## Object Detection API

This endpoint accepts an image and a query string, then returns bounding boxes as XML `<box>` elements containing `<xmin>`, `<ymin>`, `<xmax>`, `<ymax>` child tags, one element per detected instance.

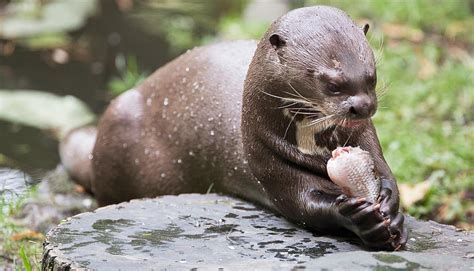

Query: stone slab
<box><xmin>42</xmin><ymin>194</ymin><xmax>474</xmax><ymax>270</ymax></box>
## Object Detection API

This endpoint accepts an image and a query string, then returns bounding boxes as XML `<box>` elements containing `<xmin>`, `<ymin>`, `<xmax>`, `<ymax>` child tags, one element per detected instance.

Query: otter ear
<box><xmin>269</xmin><ymin>33</ymin><xmax>286</xmax><ymax>49</ymax></box>
<box><xmin>362</xmin><ymin>23</ymin><xmax>370</xmax><ymax>36</ymax></box>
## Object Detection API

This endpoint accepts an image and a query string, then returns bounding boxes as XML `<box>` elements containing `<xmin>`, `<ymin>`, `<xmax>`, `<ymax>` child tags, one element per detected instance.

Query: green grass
<box><xmin>0</xmin><ymin>186</ymin><xmax>43</xmax><ymax>270</ymax></box>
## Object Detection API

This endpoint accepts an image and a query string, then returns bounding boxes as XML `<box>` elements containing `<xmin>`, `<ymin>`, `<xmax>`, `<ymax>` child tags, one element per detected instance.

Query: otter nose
<box><xmin>348</xmin><ymin>95</ymin><xmax>376</xmax><ymax>119</ymax></box>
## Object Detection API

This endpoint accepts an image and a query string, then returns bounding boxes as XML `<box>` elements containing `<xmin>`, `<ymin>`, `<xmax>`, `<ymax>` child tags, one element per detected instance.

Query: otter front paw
<box><xmin>337</xmin><ymin>195</ymin><xmax>405</xmax><ymax>250</ymax></box>
<box><xmin>378</xmin><ymin>186</ymin><xmax>408</xmax><ymax>250</ymax></box>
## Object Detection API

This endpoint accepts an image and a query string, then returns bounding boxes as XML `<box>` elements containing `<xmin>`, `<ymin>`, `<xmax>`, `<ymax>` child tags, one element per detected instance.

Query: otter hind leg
<box><xmin>59</xmin><ymin>125</ymin><xmax>97</xmax><ymax>193</ymax></box>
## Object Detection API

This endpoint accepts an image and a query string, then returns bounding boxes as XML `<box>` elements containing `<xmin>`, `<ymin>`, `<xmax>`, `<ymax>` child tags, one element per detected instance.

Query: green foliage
<box><xmin>130</xmin><ymin>0</ymin><xmax>249</xmax><ymax>54</ymax></box>
<box><xmin>0</xmin><ymin>186</ymin><xmax>42</xmax><ymax>270</ymax></box>
<box><xmin>306</xmin><ymin>0</ymin><xmax>473</xmax><ymax>33</ymax></box>
<box><xmin>217</xmin><ymin>16</ymin><xmax>269</xmax><ymax>40</ymax></box>
<box><xmin>107</xmin><ymin>55</ymin><xmax>148</xmax><ymax>97</ymax></box>
<box><xmin>19</xmin><ymin>246</ymin><xmax>32</xmax><ymax>271</ymax></box>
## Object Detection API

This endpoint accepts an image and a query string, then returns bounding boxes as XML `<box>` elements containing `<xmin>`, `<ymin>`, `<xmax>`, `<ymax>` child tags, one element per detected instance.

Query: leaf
<box><xmin>19</xmin><ymin>246</ymin><xmax>32</xmax><ymax>271</ymax></box>
<box><xmin>0</xmin><ymin>90</ymin><xmax>96</xmax><ymax>139</ymax></box>
<box><xmin>382</xmin><ymin>23</ymin><xmax>424</xmax><ymax>42</ymax></box>
<box><xmin>11</xmin><ymin>230</ymin><xmax>44</xmax><ymax>241</ymax></box>
<box><xmin>417</xmin><ymin>56</ymin><xmax>437</xmax><ymax>80</ymax></box>
<box><xmin>0</xmin><ymin>0</ymin><xmax>98</xmax><ymax>40</ymax></box>
<box><xmin>399</xmin><ymin>180</ymin><xmax>432</xmax><ymax>209</ymax></box>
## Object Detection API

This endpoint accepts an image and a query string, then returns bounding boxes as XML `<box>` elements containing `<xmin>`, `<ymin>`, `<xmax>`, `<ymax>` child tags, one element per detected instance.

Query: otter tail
<box><xmin>59</xmin><ymin>125</ymin><xmax>97</xmax><ymax>193</ymax></box>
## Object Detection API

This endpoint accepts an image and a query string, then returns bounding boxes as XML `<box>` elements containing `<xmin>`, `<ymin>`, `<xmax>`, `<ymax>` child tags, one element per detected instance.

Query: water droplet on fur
<box><xmin>210</xmin><ymin>130</ymin><xmax>215</xmax><ymax>136</ymax></box>
<box><xmin>163</xmin><ymin>98</ymin><xmax>169</xmax><ymax>106</ymax></box>
<box><xmin>161</xmin><ymin>173</ymin><xmax>166</xmax><ymax>178</ymax></box>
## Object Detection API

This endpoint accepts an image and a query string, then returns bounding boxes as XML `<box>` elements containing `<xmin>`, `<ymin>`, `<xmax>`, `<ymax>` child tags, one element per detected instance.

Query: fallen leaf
<box><xmin>417</xmin><ymin>56</ymin><xmax>437</xmax><ymax>80</ymax></box>
<box><xmin>10</xmin><ymin>230</ymin><xmax>44</xmax><ymax>241</ymax></box>
<box><xmin>445</xmin><ymin>21</ymin><xmax>470</xmax><ymax>39</ymax></box>
<box><xmin>74</xmin><ymin>184</ymin><xmax>86</xmax><ymax>194</ymax></box>
<box><xmin>399</xmin><ymin>180</ymin><xmax>431</xmax><ymax>209</ymax></box>
<box><xmin>382</xmin><ymin>23</ymin><xmax>424</xmax><ymax>43</ymax></box>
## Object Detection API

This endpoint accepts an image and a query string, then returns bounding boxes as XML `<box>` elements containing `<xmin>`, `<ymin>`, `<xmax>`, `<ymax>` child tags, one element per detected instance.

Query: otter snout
<box><xmin>348</xmin><ymin>95</ymin><xmax>376</xmax><ymax>119</ymax></box>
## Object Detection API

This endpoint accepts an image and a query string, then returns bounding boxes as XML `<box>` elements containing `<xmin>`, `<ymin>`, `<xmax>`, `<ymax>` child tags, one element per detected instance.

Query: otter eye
<box><xmin>327</xmin><ymin>83</ymin><xmax>341</xmax><ymax>95</ymax></box>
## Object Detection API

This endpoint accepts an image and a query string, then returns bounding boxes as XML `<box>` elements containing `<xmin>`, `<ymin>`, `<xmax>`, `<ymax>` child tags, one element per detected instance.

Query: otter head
<box><xmin>263</xmin><ymin>6</ymin><xmax>377</xmax><ymax>127</ymax></box>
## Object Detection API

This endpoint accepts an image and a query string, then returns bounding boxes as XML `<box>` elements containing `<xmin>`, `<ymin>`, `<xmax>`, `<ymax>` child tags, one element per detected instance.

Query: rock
<box><xmin>16</xmin><ymin>166</ymin><xmax>97</xmax><ymax>233</ymax></box>
<box><xmin>0</xmin><ymin>167</ymin><xmax>96</xmax><ymax>233</ymax></box>
<box><xmin>0</xmin><ymin>167</ymin><xmax>33</xmax><ymax>202</ymax></box>
<box><xmin>42</xmin><ymin>194</ymin><xmax>474</xmax><ymax>270</ymax></box>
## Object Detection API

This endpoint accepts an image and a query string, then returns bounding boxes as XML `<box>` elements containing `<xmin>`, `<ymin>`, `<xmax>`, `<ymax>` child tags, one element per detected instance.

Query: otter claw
<box><xmin>393</xmin><ymin>243</ymin><xmax>402</xmax><ymax>251</ymax></box>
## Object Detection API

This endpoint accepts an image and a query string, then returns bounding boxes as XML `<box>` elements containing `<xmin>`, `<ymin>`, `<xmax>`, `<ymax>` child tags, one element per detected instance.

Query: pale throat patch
<box><xmin>295</xmin><ymin>117</ymin><xmax>331</xmax><ymax>156</ymax></box>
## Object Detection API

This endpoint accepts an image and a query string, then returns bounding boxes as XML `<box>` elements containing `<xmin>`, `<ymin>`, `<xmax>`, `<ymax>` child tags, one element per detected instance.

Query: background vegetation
<box><xmin>0</xmin><ymin>0</ymin><xmax>472</xmax><ymax>269</ymax></box>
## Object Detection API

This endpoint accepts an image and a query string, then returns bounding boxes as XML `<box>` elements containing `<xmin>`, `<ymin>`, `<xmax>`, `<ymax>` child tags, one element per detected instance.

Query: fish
<box><xmin>327</xmin><ymin>146</ymin><xmax>381</xmax><ymax>203</ymax></box>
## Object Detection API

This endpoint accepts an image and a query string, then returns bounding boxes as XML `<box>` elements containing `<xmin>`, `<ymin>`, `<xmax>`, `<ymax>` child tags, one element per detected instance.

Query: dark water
<box><xmin>0</xmin><ymin>0</ymin><xmax>236</xmax><ymax>172</ymax></box>
<box><xmin>0</xmin><ymin>120</ymin><xmax>59</xmax><ymax>171</ymax></box>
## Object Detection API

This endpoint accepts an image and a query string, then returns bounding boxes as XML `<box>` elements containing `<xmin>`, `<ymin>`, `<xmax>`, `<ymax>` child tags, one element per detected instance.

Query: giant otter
<box><xmin>60</xmin><ymin>6</ymin><xmax>407</xmax><ymax>250</ymax></box>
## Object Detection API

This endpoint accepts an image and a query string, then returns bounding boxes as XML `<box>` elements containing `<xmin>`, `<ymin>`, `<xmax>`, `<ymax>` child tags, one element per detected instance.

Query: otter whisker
<box><xmin>305</xmin><ymin>114</ymin><xmax>337</xmax><ymax>127</ymax></box>
<box><xmin>283</xmin><ymin>108</ymin><xmax>301</xmax><ymax>140</ymax></box>
<box><xmin>343</xmin><ymin>121</ymin><xmax>355</xmax><ymax>147</ymax></box>
<box><xmin>284</xmin><ymin>105</ymin><xmax>321</xmax><ymax>111</ymax></box>
<box><xmin>277</xmin><ymin>102</ymin><xmax>300</xmax><ymax>109</ymax></box>
<box><xmin>287</xmin><ymin>109</ymin><xmax>319</xmax><ymax>114</ymax></box>
<box><xmin>289</xmin><ymin>111</ymin><xmax>321</xmax><ymax>116</ymax></box>
<box><xmin>283</xmin><ymin>91</ymin><xmax>323</xmax><ymax>107</ymax></box>
<box><xmin>260</xmin><ymin>90</ymin><xmax>290</xmax><ymax>100</ymax></box>
<box><xmin>375</xmin><ymin>79</ymin><xmax>389</xmax><ymax>101</ymax></box>
<box><xmin>287</xmin><ymin>82</ymin><xmax>316</xmax><ymax>105</ymax></box>
<box><xmin>261</xmin><ymin>91</ymin><xmax>313</xmax><ymax>107</ymax></box>
<box><xmin>375</xmin><ymin>36</ymin><xmax>384</xmax><ymax>66</ymax></box>
<box><xmin>286</xmin><ymin>83</ymin><xmax>323</xmax><ymax>106</ymax></box>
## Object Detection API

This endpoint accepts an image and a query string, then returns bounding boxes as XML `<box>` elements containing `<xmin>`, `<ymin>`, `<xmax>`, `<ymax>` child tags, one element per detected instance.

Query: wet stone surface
<box><xmin>43</xmin><ymin>194</ymin><xmax>474</xmax><ymax>270</ymax></box>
